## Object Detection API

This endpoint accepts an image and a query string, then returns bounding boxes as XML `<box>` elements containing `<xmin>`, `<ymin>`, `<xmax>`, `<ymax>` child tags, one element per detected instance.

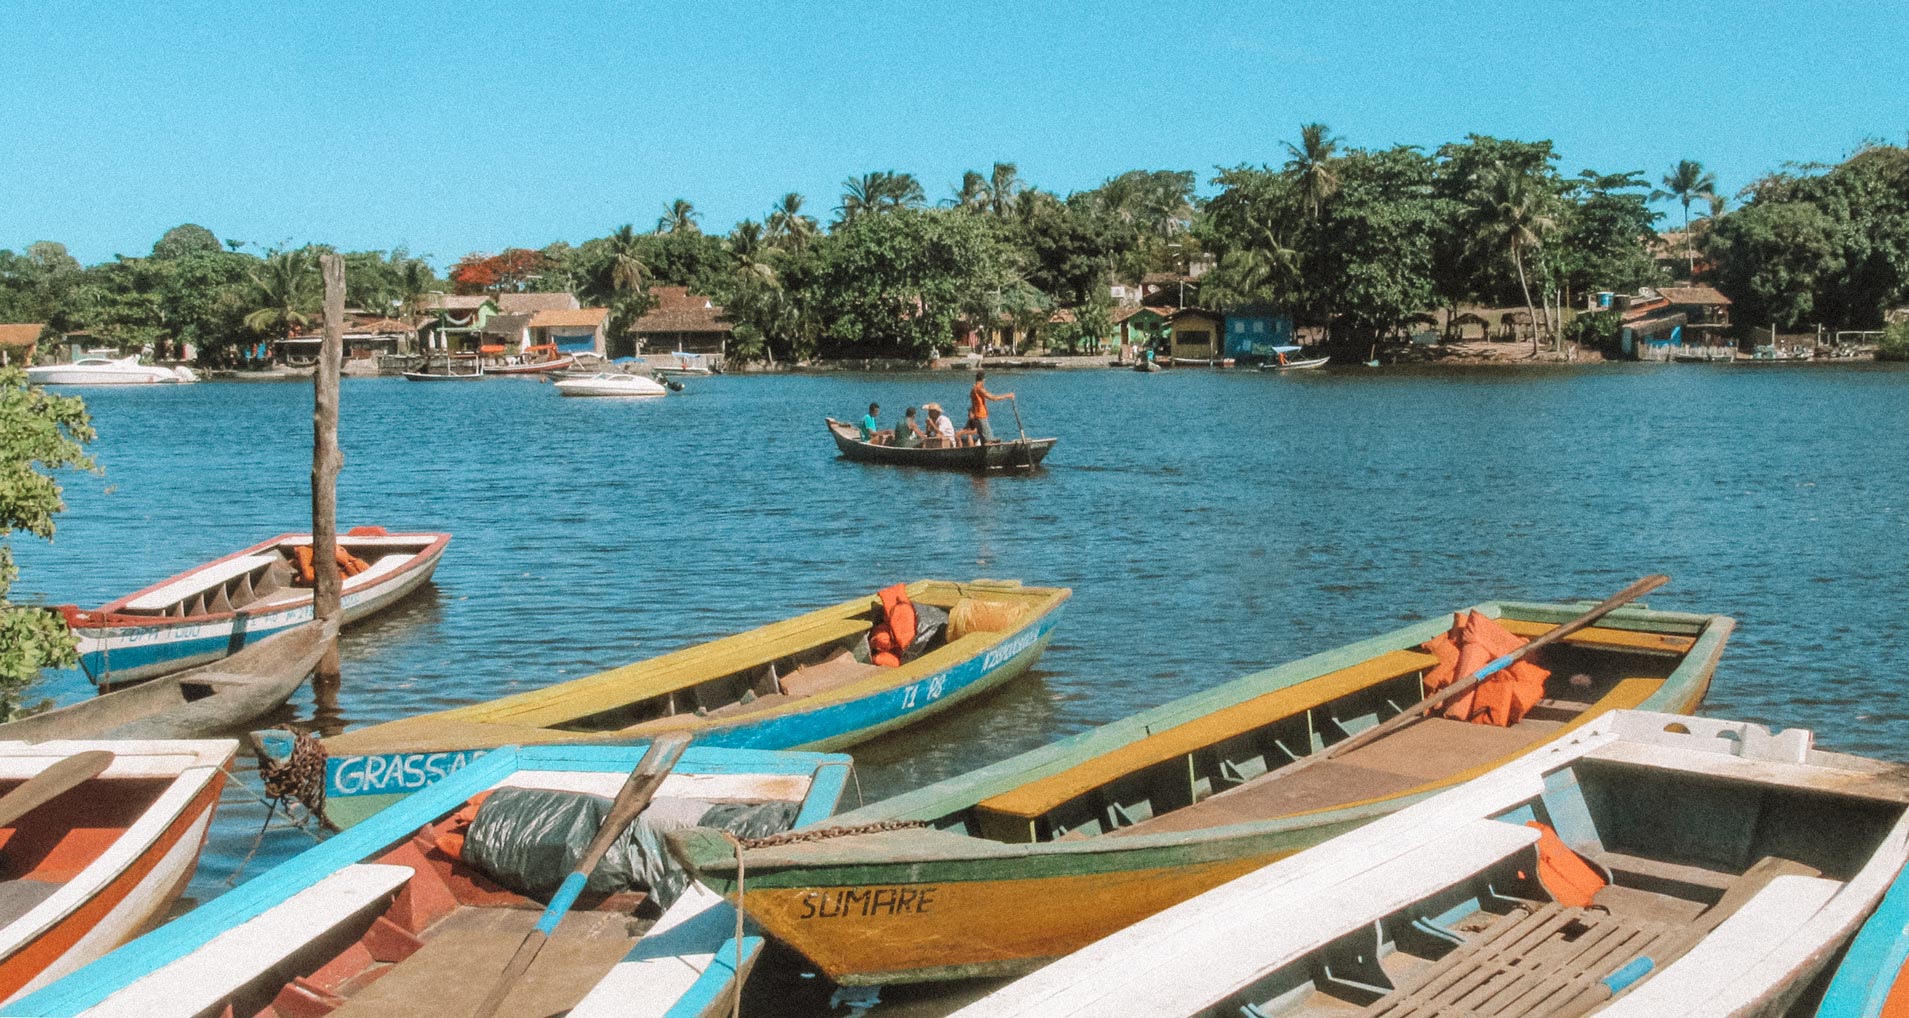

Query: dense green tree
<box><xmin>1558</xmin><ymin>171</ymin><xmax>1662</xmax><ymax>298</ymax></box>
<box><xmin>0</xmin><ymin>368</ymin><xmax>94</xmax><ymax>719</ymax></box>
<box><xmin>1309</xmin><ymin>147</ymin><xmax>1442</xmax><ymax>343</ymax></box>
<box><xmin>816</xmin><ymin>207</ymin><xmax>1007</xmax><ymax>355</ymax></box>
<box><xmin>242</xmin><ymin>248</ymin><xmax>320</xmax><ymax>343</ymax></box>
<box><xmin>150</xmin><ymin>224</ymin><xmax>222</xmax><ymax>261</ymax></box>
<box><xmin>1473</xmin><ymin>163</ymin><xmax>1562</xmax><ymax>353</ymax></box>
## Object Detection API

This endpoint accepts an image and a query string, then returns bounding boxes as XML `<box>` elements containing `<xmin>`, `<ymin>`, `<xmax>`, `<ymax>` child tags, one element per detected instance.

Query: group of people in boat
<box><xmin>857</xmin><ymin>371</ymin><xmax>1017</xmax><ymax>448</ymax></box>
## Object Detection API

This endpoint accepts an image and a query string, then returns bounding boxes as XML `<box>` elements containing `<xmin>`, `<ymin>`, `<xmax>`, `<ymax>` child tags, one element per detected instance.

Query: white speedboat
<box><xmin>24</xmin><ymin>357</ymin><xmax>196</xmax><ymax>386</ymax></box>
<box><xmin>553</xmin><ymin>372</ymin><xmax>670</xmax><ymax>397</ymax></box>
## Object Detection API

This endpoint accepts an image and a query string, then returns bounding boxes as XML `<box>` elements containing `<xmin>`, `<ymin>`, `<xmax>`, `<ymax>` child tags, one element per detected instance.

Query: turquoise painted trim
<box><xmin>663</xmin><ymin>936</ymin><xmax>763</xmax><ymax>1018</ymax></box>
<box><xmin>1818</xmin><ymin>864</ymin><xmax>1909</xmax><ymax>1016</ymax></box>
<box><xmin>796</xmin><ymin>761</ymin><xmax>853</xmax><ymax>828</ymax></box>
<box><xmin>11</xmin><ymin>743</ymin><xmax>851</xmax><ymax>1017</ymax></box>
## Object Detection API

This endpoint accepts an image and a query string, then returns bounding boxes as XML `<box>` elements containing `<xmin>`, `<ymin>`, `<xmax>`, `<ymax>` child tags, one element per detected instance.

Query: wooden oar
<box><xmin>1007</xmin><ymin>395</ymin><xmax>1034</xmax><ymax>468</ymax></box>
<box><xmin>1267</xmin><ymin>575</ymin><xmax>1669</xmax><ymax>781</ymax></box>
<box><xmin>469</xmin><ymin>732</ymin><xmax>693</xmax><ymax>1018</ymax></box>
<box><xmin>0</xmin><ymin>750</ymin><xmax>114</xmax><ymax>829</ymax></box>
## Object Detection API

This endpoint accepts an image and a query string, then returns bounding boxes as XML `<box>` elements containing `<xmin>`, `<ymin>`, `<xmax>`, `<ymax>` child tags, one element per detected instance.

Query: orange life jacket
<box><xmin>1524</xmin><ymin>821</ymin><xmax>1606</xmax><ymax>908</ymax></box>
<box><xmin>876</xmin><ymin>584</ymin><xmax>917</xmax><ymax>667</ymax></box>
<box><xmin>1419</xmin><ymin>611</ymin><xmax>1550</xmax><ymax>727</ymax></box>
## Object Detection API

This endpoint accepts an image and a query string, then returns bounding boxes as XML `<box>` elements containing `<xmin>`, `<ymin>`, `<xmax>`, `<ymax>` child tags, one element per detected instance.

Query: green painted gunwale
<box><xmin>673</xmin><ymin>600</ymin><xmax>1734</xmax><ymax>894</ymax></box>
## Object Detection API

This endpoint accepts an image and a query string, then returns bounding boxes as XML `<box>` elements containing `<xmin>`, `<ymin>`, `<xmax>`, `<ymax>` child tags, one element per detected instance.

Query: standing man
<box><xmin>966</xmin><ymin>371</ymin><xmax>1013</xmax><ymax>445</ymax></box>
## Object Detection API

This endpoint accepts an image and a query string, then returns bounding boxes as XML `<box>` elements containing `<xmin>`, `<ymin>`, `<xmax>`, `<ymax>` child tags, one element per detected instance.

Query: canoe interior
<box><xmin>0</xmin><ymin>778</ymin><xmax>171</xmax><ymax>928</ymax></box>
<box><xmin>101</xmin><ymin>534</ymin><xmax>441</xmax><ymax>622</ymax></box>
<box><xmin>328</xmin><ymin>580</ymin><xmax>1067</xmax><ymax>754</ymax></box>
<box><xmin>1227</xmin><ymin>756</ymin><xmax>1907</xmax><ymax>1018</ymax></box>
<box><xmin>124</xmin><ymin>767</ymin><xmax>818</xmax><ymax>1018</ymax></box>
<box><xmin>923</xmin><ymin>608</ymin><xmax>1721</xmax><ymax>846</ymax></box>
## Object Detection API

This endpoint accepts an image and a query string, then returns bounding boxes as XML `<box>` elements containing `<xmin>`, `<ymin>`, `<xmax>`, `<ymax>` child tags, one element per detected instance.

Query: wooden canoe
<box><xmin>826</xmin><ymin>418</ymin><xmax>1056</xmax><ymax>472</ymax></box>
<box><xmin>952</xmin><ymin>710</ymin><xmax>1909</xmax><ymax>1018</ymax></box>
<box><xmin>0</xmin><ymin>739</ymin><xmax>234</xmax><ymax>1004</ymax></box>
<box><xmin>0</xmin><ymin>621</ymin><xmax>336</xmax><ymax>743</ymax></box>
<box><xmin>7</xmin><ymin>744</ymin><xmax>851</xmax><ymax>1018</ymax></box>
<box><xmin>483</xmin><ymin>355</ymin><xmax>576</xmax><ymax>375</ymax></box>
<box><xmin>59</xmin><ymin>529</ymin><xmax>449</xmax><ymax>688</ymax></box>
<box><xmin>1814</xmin><ymin>856</ymin><xmax>1909</xmax><ymax>1017</ymax></box>
<box><xmin>307</xmin><ymin>579</ymin><xmax>1069</xmax><ymax>829</ymax></box>
<box><xmin>666</xmin><ymin>600</ymin><xmax>1735</xmax><ymax>986</ymax></box>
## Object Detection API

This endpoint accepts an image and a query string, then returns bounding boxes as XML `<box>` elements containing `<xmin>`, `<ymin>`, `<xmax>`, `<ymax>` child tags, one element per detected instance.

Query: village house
<box><xmin>1164</xmin><ymin>307</ymin><xmax>1227</xmax><ymax>364</ymax></box>
<box><xmin>0</xmin><ymin>324</ymin><xmax>44</xmax><ymax>366</ymax></box>
<box><xmin>627</xmin><ymin>286</ymin><xmax>732</xmax><ymax>359</ymax></box>
<box><xmin>529</xmin><ymin>307</ymin><xmax>610</xmax><ymax>355</ymax></box>
<box><xmin>1612</xmin><ymin>286</ymin><xmax>1735</xmax><ymax>360</ymax></box>
<box><xmin>415</xmin><ymin>294</ymin><xmax>499</xmax><ymax>352</ymax></box>
<box><xmin>1223</xmin><ymin>305</ymin><xmax>1296</xmax><ymax>359</ymax></box>
<box><xmin>497</xmin><ymin>292</ymin><xmax>579</xmax><ymax>315</ymax></box>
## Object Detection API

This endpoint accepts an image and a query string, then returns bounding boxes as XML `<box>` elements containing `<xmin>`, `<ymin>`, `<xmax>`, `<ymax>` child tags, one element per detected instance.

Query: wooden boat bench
<box><xmin>970</xmin><ymin>649</ymin><xmax>1437</xmax><ymax>840</ymax></box>
<box><xmin>1494</xmin><ymin>618</ymin><xmax>1696</xmax><ymax>656</ymax></box>
<box><xmin>1364</xmin><ymin>857</ymin><xmax>1835</xmax><ymax>1018</ymax></box>
<box><xmin>81</xmin><ymin>863</ymin><xmax>414</xmax><ymax>1016</ymax></box>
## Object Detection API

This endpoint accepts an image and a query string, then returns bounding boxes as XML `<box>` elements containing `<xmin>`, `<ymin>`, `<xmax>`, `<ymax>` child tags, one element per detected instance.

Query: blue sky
<box><xmin>5</xmin><ymin>0</ymin><xmax>1905</xmax><ymax>268</ymax></box>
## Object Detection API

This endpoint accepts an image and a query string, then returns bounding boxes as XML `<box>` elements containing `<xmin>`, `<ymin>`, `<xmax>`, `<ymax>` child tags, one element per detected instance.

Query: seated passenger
<box><xmin>923</xmin><ymin>404</ymin><xmax>957</xmax><ymax>447</ymax></box>
<box><xmin>859</xmin><ymin>402</ymin><xmax>893</xmax><ymax>444</ymax></box>
<box><xmin>893</xmin><ymin>406</ymin><xmax>925</xmax><ymax>448</ymax></box>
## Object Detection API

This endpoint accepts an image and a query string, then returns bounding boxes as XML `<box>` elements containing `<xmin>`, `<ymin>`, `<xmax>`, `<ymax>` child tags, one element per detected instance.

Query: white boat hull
<box><xmin>554</xmin><ymin>374</ymin><xmax>668</xmax><ymax>397</ymax></box>
<box><xmin>24</xmin><ymin>358</ymin><xmax>192</xmax><ymax>386</ymax></box>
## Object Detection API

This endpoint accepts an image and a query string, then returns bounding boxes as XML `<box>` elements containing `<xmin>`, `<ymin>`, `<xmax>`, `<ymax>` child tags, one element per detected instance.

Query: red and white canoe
<box><xmin>60</xmin><ymin>528</ymin><xmax>450</xmax><ymax>688</ymax></box>
<box><xmin>0</xmin><ymin>740</ymin><xmax>234</xmax><ymax>1004</ymax></box>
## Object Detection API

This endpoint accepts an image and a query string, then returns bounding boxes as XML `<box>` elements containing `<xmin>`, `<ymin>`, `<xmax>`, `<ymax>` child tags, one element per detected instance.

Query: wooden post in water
<box><xmin>313</xmin><ymin>254</ymin><xmax>347</xmax><ymax>684</ymax></box>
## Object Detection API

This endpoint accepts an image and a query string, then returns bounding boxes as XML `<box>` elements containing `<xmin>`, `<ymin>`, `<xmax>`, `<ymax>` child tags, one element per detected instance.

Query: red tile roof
<box><xmin>631</xmin><ymin>287</ymin><xmax>731</xmax><ymax>334</ymax></box>
<box><xmin>1658</xmin><ymin>286</ymin><xmax>1732</xmax><ymax>306</ymax></box>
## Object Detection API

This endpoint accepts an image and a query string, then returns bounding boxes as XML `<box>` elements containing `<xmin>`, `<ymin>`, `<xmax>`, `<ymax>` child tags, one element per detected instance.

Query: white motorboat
<box><xmin>553</xmin><ymin>372</ymin><xmax>670</xmax><ymax>397</ymax></box>
<box><xmin>24</xmin><ymin>357</ymin><xmax>196</xmax><ymax>386</ymax></box>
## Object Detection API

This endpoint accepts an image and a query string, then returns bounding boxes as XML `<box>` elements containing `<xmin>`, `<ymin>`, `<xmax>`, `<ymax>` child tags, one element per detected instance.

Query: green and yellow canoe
<box><xmin>303</xmin><ymin>579</ymin><xmax>1070</xmax><ymax>828</ymax></box>
<box><xmin>668</xmin><ymin>599</ymin><xmax>1734</xmax><ymax>986</ymax></box>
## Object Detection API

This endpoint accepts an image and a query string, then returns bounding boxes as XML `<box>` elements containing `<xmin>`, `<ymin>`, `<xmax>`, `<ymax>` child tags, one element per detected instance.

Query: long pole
<box><xmin>313</xmin><ymin>254</ymin><xmax>346</xmax><ymax>684</ymax></box>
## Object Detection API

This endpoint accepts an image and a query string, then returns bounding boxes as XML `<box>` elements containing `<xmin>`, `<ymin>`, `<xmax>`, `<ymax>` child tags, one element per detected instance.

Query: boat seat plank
<box><xmin>976</xmin><ymin>649</ymin><xmax>1438</xmax><ymax>820</ymax></box>
<box><xmin>476</xmin><ymin>617</ymin><xmax>875</xmax><ymax>727</ymax></box>
<box><xmin>1495</xmin><ymin>618</ymin><xmax>1696</xmax><ymax>654</ymax></box>
<box><xmin>1110</xmin><ymin>761</ymin><xmax>1431</xmax><ymax>835</ymax></box>
<box><xmin>344</xmin><ymin>553</ymin><xmax>414</xmax><ymax>587</ymax></box>
<box><xmin>83</xmin><ymin>864</ymin><xmax>414</xmax><ymax>1018</ymax></box>
<box><xmin>1330</xmin><ymin>717</ymin><xmax>1558</xmax><ymax>784</ymax></box>
<box><xmin>123</xmin><ymin>555</ymin><xmax>281</xmax><ymax>611</ymax></box>
<box><xmin>329</xmin><ymin>905</ymin><xmax>641</xmax><ymax>1018</ymax></box>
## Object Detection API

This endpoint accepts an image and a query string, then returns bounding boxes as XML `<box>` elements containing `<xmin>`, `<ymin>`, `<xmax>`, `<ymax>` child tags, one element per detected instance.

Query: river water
<box><xmin>12</xmin><ymin>363</ymin><xmax>1909</xmax><ymax>1008</ymax></box>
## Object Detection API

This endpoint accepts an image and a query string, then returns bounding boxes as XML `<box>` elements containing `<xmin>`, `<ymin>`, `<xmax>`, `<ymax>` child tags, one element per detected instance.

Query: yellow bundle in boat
<box><xmin>949</xmin><ymin>598</ymin><xmax>1027</xmax><ymax>641</ymax></box>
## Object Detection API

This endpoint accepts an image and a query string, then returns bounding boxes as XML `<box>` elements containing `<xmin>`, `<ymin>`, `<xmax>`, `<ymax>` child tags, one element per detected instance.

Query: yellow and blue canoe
<box><xmin>297</xmin><ymin>579</ymin><xmax>1069</xmax><ymax>828</ymax></box>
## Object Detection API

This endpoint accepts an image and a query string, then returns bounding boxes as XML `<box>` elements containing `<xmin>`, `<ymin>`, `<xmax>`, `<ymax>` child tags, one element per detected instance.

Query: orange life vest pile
<box><xmin>1419</xmin><ymin>610</ymin><xmax>1550</xmax><ymax>727</ymax></box>
<box><xmin>869</xmin><ymin>584</ymin><xmax>918</xmax><ymax>668</ymax></box>
<box><xmin>292</xmin><ymin>545</ymin><xmax>373</xmax><ymax>586</ymax></box>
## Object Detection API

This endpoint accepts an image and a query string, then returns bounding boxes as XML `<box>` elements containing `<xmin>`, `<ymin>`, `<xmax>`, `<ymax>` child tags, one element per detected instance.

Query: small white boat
<box><xmin>954</xmin><ymin>710</ymin><xmax>1909</xmax><ymax>1018</ymax></box>
<box><xmin>24</xmin><ymin>358</ymin><xmax>195</xmax><ymax>386</ymax></box>
<box><xmin>0</xmin><ymin>739</ymin><xmax>235</xmax><ymax>1005</ymax></box>
<box><xmin>1257</xmin><ymin>345</ymin><xmax>1330</xmax><ymax>371</ymax></box>
<box><xmin>554</xmin><ymin>372</ymin><xmax>670</xmax><ymax>397</ymax></box>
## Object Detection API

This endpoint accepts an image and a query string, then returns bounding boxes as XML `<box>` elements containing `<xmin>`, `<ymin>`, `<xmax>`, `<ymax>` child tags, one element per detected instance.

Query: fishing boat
<box><xmin>554</xmin><ymin>372</ymin><xmax>670</xmax><ymax>397</ymax></box>
<box><xmin>24</xmin><ymin>358</ymin><xmax>196</xmax><ymax>386</ymax></box>
<box><xmin>399</xmin><ymin>368</ymin><xmax>484</xmax><ymax>381</ymax></box>
<box><xmin>300</xmin><ymin>579</ymin><xmax>1069</xmax><ymax>829</ymax></box>
<box><xmin>666</xmin><ymin>598</ymin><xmax>1734</xmax><ymax>986</ymax></box>
<box><xmin>1813</xmin><ymin>855</ymin><xmax>1909</xmax><ymax>1016</ymax></box>
<box><xmin>950</xmin><ymin>710</ymin><xmax>1909</xmax><ymax>1018</ymax></box>
<box><xmin>7</xmin><ymin>743</ymin><xmax>851</xmax><ymax>1018</ymax></box>
<box><xmin>1258</xmin><ymin>346</ymin><xmax>1330</xmax><ymax>371</ymax></box>
<box><xmin>484</xmin><ymin>343</ymin><xmax>572</xmax><ymax>374</ymax></box>
<box><xmin>826</xmin><ymin>418</ymin><xmax>1056</xmax><ymax>472</ymax></box>
<box><xmin>0</xmin><ymin>621</ymin><xmax>336</xmax><ymax>742</ymax></box>
<box><xmin>59</xmin><ymin>528</ymin><xmax>450</xmax><ymax>688</ymax></box>
<box><xmin>0</xmin><ymin>739</ymin><xmax>234</xmax><ymax>1004</ymax></box>
<box><xmin>1171</xmin><ymin>356</ymin><xmax>1236</xmax><ymax>367</ymax></box>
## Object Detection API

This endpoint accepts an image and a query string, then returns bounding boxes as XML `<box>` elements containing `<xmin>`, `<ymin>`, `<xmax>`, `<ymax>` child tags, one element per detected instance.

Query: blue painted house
<box><xmin>1223</xmin><ymin>305</ymin><xmax>1296</xmax><ymax>359</ymax></box>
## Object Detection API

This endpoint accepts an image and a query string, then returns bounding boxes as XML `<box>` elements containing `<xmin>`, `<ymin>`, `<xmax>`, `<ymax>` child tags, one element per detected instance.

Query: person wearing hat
<box><xmin>922</xmin><ymin>403</ymin><xmax>956</xmax><ymax>446</ymax></box>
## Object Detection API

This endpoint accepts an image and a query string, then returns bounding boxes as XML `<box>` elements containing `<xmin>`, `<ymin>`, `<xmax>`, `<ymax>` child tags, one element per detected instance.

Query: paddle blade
<box><xmin>0</xmin><ymin>750</ymin><xmax>114</xmax><ymax>829</ymax></box>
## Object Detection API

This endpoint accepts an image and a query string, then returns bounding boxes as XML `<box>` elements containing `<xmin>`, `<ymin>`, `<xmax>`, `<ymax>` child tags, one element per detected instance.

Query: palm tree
<box><xmin>242</xmin><ymin>248</ymin><xmax>319</xmax><ymax>344</ymax></box>
<box><xmin>835</xmin><ymin>171</ymin><xmax>925</xmax><ymax>226</ymax></box>
<box><xmin>1474</xmin><ymin>165</ymin><xmax>1559</xmax><ymax>356</ymax></box>
<box><xmin>605</xmin><ymin>224</ymin><xmax>646</xmax><ymax>293</ymax></box>
<box><xmin>657</xmin><ymin>199</ymin><xmax>701</xmax><ymax>236</ymax></box>
<box><xmin>1283</xmin><ymin>123</ymin><xmax>1342</xmax><ymax>220</ymax></box>
<box><xmin>951</xmin><ymin>171</ymin><xmax>988</xmax><ymax>211</ymax></box>
<box><xmin>1652</xmin><ymin>160</ymin><xmax>1718</xmax><ymax>278</ymax></box>
<box><xmin>985</xmin><ymin>162</ymin><xmax>1022</xmax><ymax>217</ymax></box>
<box><xmin>728</xmin><ymin>220</ymin><xmax>776</xmax><ymax>284</ymax></box>
<box><xmin>766</xmin><ymin>193</ymin><xmax>818</xmax><ymax>251</ymax></box>
<box><xmin>393</xmin><ymin>256</ymin><xmax>435</xmax><ymax>351</ymax></box>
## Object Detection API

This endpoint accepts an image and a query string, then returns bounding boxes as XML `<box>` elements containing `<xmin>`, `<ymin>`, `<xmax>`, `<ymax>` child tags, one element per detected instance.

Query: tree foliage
<box><xmin>0</xmin><ymin>369</ymin><xmax>95</xmax><ymax>719</ymax></box>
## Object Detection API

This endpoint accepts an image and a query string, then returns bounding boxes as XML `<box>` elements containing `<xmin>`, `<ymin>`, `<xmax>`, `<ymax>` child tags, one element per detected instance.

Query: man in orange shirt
<box><xmin>966</xmin><ymin>370</ymin><xmax>1014</xmax><ymax>445</ymax></box>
